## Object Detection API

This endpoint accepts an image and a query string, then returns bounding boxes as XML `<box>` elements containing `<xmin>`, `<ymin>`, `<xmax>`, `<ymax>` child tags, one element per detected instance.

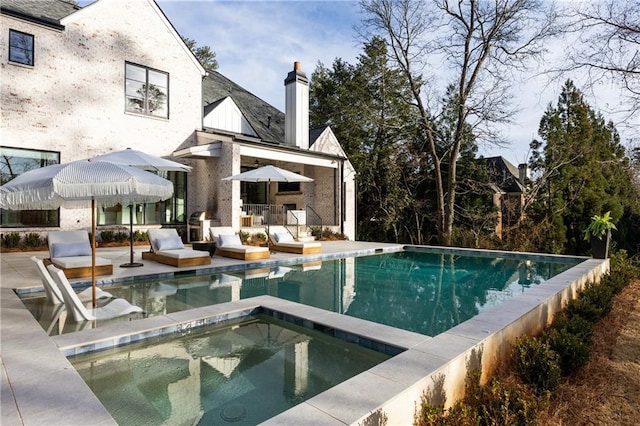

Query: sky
<box><xmin>83</xmin><ymin>0</ymin><xmax>638</xmax><ymax>166</ymax></box>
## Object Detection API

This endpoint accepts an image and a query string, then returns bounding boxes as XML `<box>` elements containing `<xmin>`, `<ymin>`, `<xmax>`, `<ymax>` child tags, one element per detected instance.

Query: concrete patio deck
<box><xmin>1</xmin><ymin>241</ymin><xmax>608</xmax><ymax>425</ymax></box>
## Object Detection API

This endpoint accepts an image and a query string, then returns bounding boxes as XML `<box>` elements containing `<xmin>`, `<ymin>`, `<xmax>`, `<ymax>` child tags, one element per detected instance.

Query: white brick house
<box><xmin>0</xmin><ymin>0</ymin><xmax>356</xmax><ymax>242</ymax></box>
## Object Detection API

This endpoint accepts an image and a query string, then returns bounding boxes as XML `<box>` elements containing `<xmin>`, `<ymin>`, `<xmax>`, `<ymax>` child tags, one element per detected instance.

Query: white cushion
<box><xmin>52</xmin><ymin>256</ymin><xmax>112</xmax><ymax>268</ymax></box>
<box><xmin>148</xmin><ymin>229</ymin><xmax>181</xmax><ymax>252</ymax></box>
<box><xmin>219</xmin><ymin>245</ymin><xmax>268</xmax><ymax>254</ymax></box>
<box><xmin>153</xmin><ymin>249</ymin><xmax>208</xmax><ymax>259</ymax></box>
<box><xmin>218</xmin><ymin>234</ymin><xmax>242</xmax><ymax>247</ymax></box>
<box><xmin>210</xmin><ymin>227</ymin><xmax>235</xmax><ymax>242</ymax></box>
<box><xmin>155</xmin><ymin>236</ymin><xmax>184</xmax><ymax>251</ymax></box>
<box><xmin>275</xmin><ymin>241</ymin><xmax>321</xmax><ymax>249</ymax></box>
<box><xmin>50</xmin><ymin>241</ymin><xmax>92</xmax><ymax>258</ymax></box>
<box><xmin>273</xmin><ymin>232</ymin><xmax>293</xmax><ymax>243</ymax></box>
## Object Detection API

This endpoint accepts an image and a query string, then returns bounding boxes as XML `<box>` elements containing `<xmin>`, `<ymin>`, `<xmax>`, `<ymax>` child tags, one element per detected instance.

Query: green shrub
<box><xmin>544</xmin><ymin>328</ymin><xmax>590</xmax><ymax>375</ymax></box>
<box><xmin>24</xmin><ymin>232</ymin><xmax>42</xmax><ymax>247</ymax></box>
<box><xmin>464</xmin><ymin>372</ymin><xmax>543</xmax><ymax>425</ymax></box>
<box><xmin>580</xmin><ymin>282</ymin><xmax>614</xmax><ymax>316</ymax></box>
<box><xmin>551</xmin><ymin>312</ymin><xmax>593</xmax><ymax>341</ymax></box>
<box><xmin>609</xmin><ymin>249</ymin><xmax>637</xmax><ymax>274</ymax></box>
<box><xmin>415</xmin><ymin>402</ymin><xmax>475</xmax><ymax>426</ymax></box>
<box><xmin>133</xmin><ymin>230</ymin><xmax>148</xmax><ymax>242</ymax></box>
<box><xmin>416</xmin><ymin>372</ymin><xmax>543</xmax><ymax>426</ymax></box>
<box><xmin>602</xmin><ymin>271</ymin><xmax>629</xmax><ymax>295</ymax></box>
<box><xmin>311</xmin><ymin>227</ymin><xmax>347</xmax><ymax>240</ymax></box>
<box><xmin>252</xmin><ymin>232</ymin><xmax>266</xmax><ymax>241</ymax></box>
<box><xmin>566</xmin><ymin>298</ymin><xmax>601</xmax><ymax>324</ymax></box>
<box><xmin>238</xmin><ymin>230</ymin><xmax>249</xmax><ymax>243</ymax></box>
<box><xmin>114</xmin><ymin>231</ymin><xmax>128</xmax><ymax>243</ymax></box>
<box><xmin>510</xmin><ymin>335</ymin><xmax>561</xmax><ymax>395</ymax></box>
<box><xmin>1</xmin><ymin>232</ymin><xmax>21</xmax><ymax>248</ymax></box>
<box><xmin>100</xmin><ymin>230</ymin><xmax>115</xmax><ymax>243</ymax></box>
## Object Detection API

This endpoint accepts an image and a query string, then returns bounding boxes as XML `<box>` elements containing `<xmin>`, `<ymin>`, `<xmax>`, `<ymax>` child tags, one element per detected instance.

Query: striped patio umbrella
<box><xmin>92</xmin><ymin>148</ymin><xmax>191</xmax><ymax>267</ymax></box>
<box><xmin>0</xmin><ymin>159</ymin><xmax>174</xmax><ymax>306</ymax></box>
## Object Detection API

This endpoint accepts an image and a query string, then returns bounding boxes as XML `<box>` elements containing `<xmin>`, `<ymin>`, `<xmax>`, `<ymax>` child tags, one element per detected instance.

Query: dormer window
<box><xmin>125</xmin><ymin>62</ymin><xmax>169</xmax><ymax>118</ymax></box>
<box><xmin>9</xmin><ymin>29</ymin><xmax>34</xmax><ymax>66</ymax></box>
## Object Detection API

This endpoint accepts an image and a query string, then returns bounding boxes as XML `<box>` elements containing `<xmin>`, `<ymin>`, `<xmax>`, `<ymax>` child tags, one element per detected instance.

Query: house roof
<box><xmin>309</xmin><ymin>126</ymin><xmax>328</xmax><ymax>143</ymax></box>
<box><xmin>1</xmin><ymin>0</ymin><xmax>79</xmax><ymax>27</ymax></box>
<box><xmin>202</xmin><ymin>71</ymin><xmax>285</xmax><ymax>145</ymax></box>
<box><xmin>484</xmin><ymin>156</ymin><xmax>525</xmax><ymax>193</ymax></box>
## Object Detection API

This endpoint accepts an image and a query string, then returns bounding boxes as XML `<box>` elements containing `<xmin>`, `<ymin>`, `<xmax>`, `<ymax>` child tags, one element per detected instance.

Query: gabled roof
<box><xmin>309</xmin><ymin>126</ymin><xmax>328</xmax><ymax>144</ymax></box>
<box><xmin>484</xmin><ymin>156</ymin><xmax>524</xmax><ymax>193</ymax></box>
<box><xmin>202</xmin><ymin>71</ymin><xmax>285</xmax><ymax>145</ymax></box>
<box><xmin>1</xmin><ymin>0</ymin><xmax>79</xmax><ymax>27</ymax></box>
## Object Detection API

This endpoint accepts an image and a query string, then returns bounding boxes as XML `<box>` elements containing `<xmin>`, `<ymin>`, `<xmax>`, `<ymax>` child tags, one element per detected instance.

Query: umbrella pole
<box><xmin>267</xmin><ymin>179</ymin><xmax>270</xmax><ymax>251</ymax></box>
<box><xmin>91</xmin><ymin>198</ymin><xmax>97</xmax><ymax>308</ymax></box>
<box><xmin>120</xmin><ymin>204</ymin><xmax>143</xmax><ymax>268</ymax></box>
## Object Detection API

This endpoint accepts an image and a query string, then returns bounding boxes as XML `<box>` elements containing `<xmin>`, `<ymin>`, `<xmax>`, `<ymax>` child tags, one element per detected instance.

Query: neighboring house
<box><xmin>0</xmin><ymin>0</ymin><xmax>356</xmax><ymax>242</ymax></box>
<box><xmin>484</xmin><ymin>156</ymin><xmax>529</xmax><ymax>238</ymax></box>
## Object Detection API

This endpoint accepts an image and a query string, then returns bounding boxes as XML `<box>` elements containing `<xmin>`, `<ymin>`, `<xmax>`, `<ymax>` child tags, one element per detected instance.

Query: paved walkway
<box><xmin>1</xmin><ymin>240</ymin><xmax>402</xmax><ymax>425</ymax></box>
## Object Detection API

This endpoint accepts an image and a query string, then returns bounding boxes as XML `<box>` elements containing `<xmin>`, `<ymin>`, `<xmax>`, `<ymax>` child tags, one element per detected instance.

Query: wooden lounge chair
<box><xmin>142</xmin><ymin>228</ymin><xmax>211</xmax><ymax>267</ymax></box>
<box><xmin>47</xmin><ymin>265</ymin><xmax>143</xmax><ymax>322</ymax></box>
<box><xmin>31</xmin><ymin>256</ymin><xmax>113</xmax><ymax>304</ymax></box>
<box><xmin>209</xmin><ymin>226</ymin><xmax>270</xmax><ymax>261</ymax></box>
<box><xmin>47</xmin><ymin>230</ymin><xmax>113</xmax><ymax>279</ymax></box>
<box><xmin>268</xmin><ymin>226</ymin><xmax>322</xmax><ymax>254</ymax></box>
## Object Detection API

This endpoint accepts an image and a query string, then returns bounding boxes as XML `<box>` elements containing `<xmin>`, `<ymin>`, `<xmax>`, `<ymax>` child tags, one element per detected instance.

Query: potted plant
<box><xmin>583</xmin><ymin>211</ymin><xmax>617</xmax><ymax>259</ymax></box>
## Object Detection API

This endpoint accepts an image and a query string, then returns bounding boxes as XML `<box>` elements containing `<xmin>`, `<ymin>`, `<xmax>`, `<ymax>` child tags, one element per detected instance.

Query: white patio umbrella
<box><xmin>92</xmin><ymin>148</ymin><xmax>191</xmax><ymax>268</ymax></box>
<box><xmin>222</xmin><ymin>165</ymin><xmax>313</xmax><ymax>247</ymax></box>
<box><xmin>0</xmin><ymin>159</ymin><xmax>174</xmax><ymax>306</ymax></box>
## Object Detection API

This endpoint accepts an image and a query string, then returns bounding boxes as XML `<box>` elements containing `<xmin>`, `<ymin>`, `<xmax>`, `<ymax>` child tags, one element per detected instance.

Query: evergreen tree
<box><xmin>182</xmin><ymin>37</ymin><xmax>218</xmax><ymax>71</ymax></box>
<box><xmin>310</xmin><ymin>37</ymin><xmax>421</xmax><ymax>242</ymax></box>
<box><xmin>528</xmin><ymin>80</ymin><xmax>638</xmax><ymax>255</ymax></box>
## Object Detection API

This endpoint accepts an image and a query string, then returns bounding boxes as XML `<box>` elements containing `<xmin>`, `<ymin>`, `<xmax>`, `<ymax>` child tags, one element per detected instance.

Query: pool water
<box><xmin>68</xmin><ymin>314</ymin><xmax>390</xmax><ymax>425</ymax></box>
<box><xmin>23</xmin><ymin>250</ymin><xmax>582</xmax><ymax>336</ymax></box>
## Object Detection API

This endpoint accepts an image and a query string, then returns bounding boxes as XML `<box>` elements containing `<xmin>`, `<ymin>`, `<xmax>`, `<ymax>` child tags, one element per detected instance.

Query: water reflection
<box><xmin>69</xmin><ymin>315</ymin><xmax>388</xmax><ymax>425</ymax></box>
<box><xmin>22</xmin><ymin>252</ymin><xmax>580</xmax><ymax>337</ymax></box>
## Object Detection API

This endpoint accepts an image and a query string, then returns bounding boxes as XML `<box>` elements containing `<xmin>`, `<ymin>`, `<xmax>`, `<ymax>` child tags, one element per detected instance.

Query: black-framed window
<box><xmin>9</xmin><ymin>29</ymin><xmax>34</xmax><ymax>66</ymax></box>
<box><xmin>0</xmin><ymin>146</ymin><xmax>59</xmax><ymax>227</ymax></box>
<box><xmin>240</xmin><ymin>165</ymin><xmax>266</xmax><ymax>204</ymax></box>
<box><xmin>278</xmin><ymin>181</ymin><xmax>300</xmax><ymax>192</ymax></box>
<box><xmin>125</xmin><ymin>62</ymin><xmax>169</xmax><ymax>118</ymax></box>
<box><xmin>98</xmin><ymin>171</ymin><xmax>187</xmax><ymax>226</ymax></box>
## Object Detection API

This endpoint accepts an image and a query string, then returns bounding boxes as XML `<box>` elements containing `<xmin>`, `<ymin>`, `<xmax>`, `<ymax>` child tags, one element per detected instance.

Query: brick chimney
<box><xmin>284</xmin><ymin>61</ymin><xmax>309</xmax><ymax>149</ymax></box>
<box><xmin>518</xmin><ymin>163</ymin><xmax>530</xmax><ymax>186</ymax></box>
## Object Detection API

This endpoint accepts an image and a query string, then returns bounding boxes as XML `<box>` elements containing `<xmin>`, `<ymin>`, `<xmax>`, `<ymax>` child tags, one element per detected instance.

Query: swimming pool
<box><xmin>68</xmin><ymin>314</ymin><xmax>391</xmax><ymax>425</ymax></box>
<box><xmin>22</xmin><ymin>248</ymin><xmax>583</xmax><ymax>337</ymax></box>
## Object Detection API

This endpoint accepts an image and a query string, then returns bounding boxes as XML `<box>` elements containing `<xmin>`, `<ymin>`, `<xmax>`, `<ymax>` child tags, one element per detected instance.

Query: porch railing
<box><xmin>240</xmin><ymin>203</ymin><xmax>324</xmax><ymax>237</ymax></box>
<box><xmin>241</xmin><ymin>203</ymin><xmax>284</xmax><ymax>228</ymax></box>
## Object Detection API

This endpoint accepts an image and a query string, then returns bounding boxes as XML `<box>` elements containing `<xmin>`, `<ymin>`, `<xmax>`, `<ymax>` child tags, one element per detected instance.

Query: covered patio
<box><xmin>173</xmin><ymin>131</ymin><xmax>356</xmax><ymax>239</ymax></box>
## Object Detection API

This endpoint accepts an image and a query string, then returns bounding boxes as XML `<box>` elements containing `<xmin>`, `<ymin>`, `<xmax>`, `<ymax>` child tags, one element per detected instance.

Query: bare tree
<box><xmin>564</xmin><ymin>0</ymin><xmax>640</xmax><ymax>117</ymax></box>
<box><xmin>359</xmin><ymin>0</ymin><xmax>558</xmax><ymax>245</ymax></box>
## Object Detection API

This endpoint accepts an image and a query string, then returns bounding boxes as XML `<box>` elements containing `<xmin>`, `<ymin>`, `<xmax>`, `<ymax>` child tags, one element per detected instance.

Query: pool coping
<box><xmin>2</xmin><ymin>245</ymin><xmax>608</xmax><ymax>425</ymax></box>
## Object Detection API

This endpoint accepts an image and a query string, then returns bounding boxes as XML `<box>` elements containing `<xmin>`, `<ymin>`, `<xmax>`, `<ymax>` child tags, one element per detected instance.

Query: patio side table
<box><xmin>191</xmin><ymin>241</ymin><xmax>217</xmax><ymax>256</ymax></box>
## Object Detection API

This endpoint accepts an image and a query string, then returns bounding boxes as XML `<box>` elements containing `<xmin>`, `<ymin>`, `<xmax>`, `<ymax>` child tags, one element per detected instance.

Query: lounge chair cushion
<box><xmin>274</xmin><ymin>241</ymin><xmax>321</xmax><ymax>250</ymax></box>
<box><xmin>210</xmin><ymin>226</ymin><xmax>236</xmax><ymax>241</ymax></box>
<box><xmin>155</xmin><ymin>236</ymin><xmax>184</xmax><ymax>251</ymax></box>
<box><xmin>50</xmin><ymin>241</ymin><xmax>92</xmax><ymax>258</ymax></box>
<box><xmin>218</xmin><ymin>234</ymin><xmax>242</xmax><ymax>247</ymax></box>
<box><xmin>150</xmin><ymin>249</ymin><xmax>210</xmax><ymax>260</ymax></box>
<box><xmin>273</xmin><ymin>232</ymin><xmax>294</xmax><ymax>243</ymax></box>
<box><xmin>51</xmin><ymin>255</ymin><xmax>112</xmax><ymax>269</ymax></box>
<box><xmin>219</xmin><ymin>245</ymin><xmax>269</xmax><ymax>254</ymax></box>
